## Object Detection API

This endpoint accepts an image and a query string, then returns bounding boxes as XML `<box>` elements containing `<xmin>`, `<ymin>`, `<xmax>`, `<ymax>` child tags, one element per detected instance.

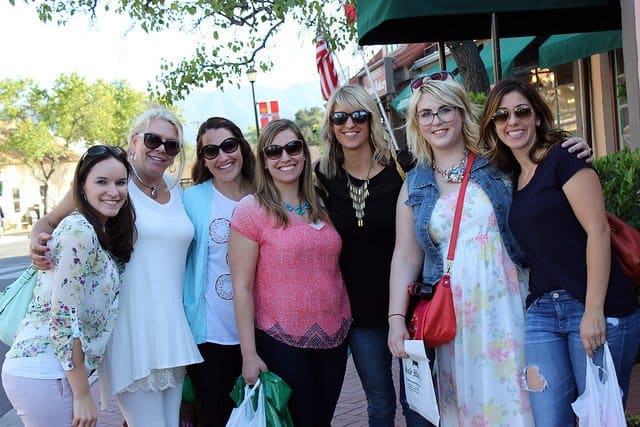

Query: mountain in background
<box><xmin>179</xmin><ymin>80</ymin><xmax>326</xmax><ymax>145</ymax></box>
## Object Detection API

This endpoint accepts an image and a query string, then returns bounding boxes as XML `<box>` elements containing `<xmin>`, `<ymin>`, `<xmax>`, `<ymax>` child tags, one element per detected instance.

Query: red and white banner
<box><xmin>258</xmin><ymin>101</ymin><xmax>280</xmax><ymax>128</ymax></box>
<box><xmin>316</xmin><ymin>35</ymin><xmax>339</xmax><ymax>101</ymax></box>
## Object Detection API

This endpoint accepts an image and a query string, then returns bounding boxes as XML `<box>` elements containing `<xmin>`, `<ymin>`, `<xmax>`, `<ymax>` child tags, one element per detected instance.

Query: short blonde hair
<box><xmin>405</xmin><ymin>80</ymin><xmax>481</xmax><ymax>167</ymax></box>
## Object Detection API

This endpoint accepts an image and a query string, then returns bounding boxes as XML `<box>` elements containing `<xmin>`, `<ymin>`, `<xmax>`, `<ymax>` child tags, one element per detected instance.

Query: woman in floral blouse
<box><xmin>2</xmin><ymin>145</ymin><xmax>136</xmax><ymax>427</ymax></box>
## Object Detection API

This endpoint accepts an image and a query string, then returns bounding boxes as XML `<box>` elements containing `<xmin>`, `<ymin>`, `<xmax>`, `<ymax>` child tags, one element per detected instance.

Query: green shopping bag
<box><xmin>229</xmin><ymin>371</ymin><xmax>294</xmax><ymax>427</ymax></box>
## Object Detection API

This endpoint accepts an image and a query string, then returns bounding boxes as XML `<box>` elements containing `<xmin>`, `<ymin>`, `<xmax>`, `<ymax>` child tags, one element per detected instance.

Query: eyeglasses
<box><xmin>200</xmin><ymin>137</ymin><xmax>240</xmax><ymax>160</ymax></box>
<box><xmin>137</xmin><ymin>132</ymin><xmax>181</xmax><ymax>156</ymax></box>
<box><xmin>329</xmin><ymin>110</ymin><xmax>371</xmax><ymax>126</ymax></box>
<box><xmin>263</xmin><ymin>140</ymin><xmax>304</xmax><ymax>160</ymax></box>
<box><xmin>491</xmin><ymin>105</ymin><xmax>533</xmax><ymax>124</ymax></box>
<box><xmin>410</xmin><ymin>71</ymin><xmax>455</xmax><ymax>91</ymax></box>
<box><xmin>415</xmin><ymin>106</ymin><xmax>457</xmax><ymax>126</ymax></box>
<box><xmin>81</xmin><ymin>145</ymin><xmax>127</xmax><ymax>162</ymax></box>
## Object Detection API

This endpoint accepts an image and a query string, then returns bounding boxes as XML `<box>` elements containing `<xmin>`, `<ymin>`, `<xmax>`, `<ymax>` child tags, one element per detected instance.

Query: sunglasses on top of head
<box><xmin>81</xmin><ymin>145</ymin><xmax>127</xmax><ymax>162</ymax></box>
<box><xmin>263</xmin><ymin>140</ymin><xmax>304</xmax><ymax>160</ymax></box>
<box><xmin>200</xmin><ymin>137</ymin><xmax>240</xmax><ymax>160</ymax></box>
<box><xmin>137</xmin><ymin>132</ymin><xmax>181</xmax><ymax>156</ymax></box>
<box><xmin>491</xmin><ymin>105</ymin><xmax>533</xmax><ymax>124</ymax></box>
<box><xmin>410</xmin><ymin>70</ymin><xmax>455</xmax><ymax>91</ymax></box>
<box><xmin>329</xmin><ymin>110</ymin><xmax>371</xmax><ymax>126</ymax></box>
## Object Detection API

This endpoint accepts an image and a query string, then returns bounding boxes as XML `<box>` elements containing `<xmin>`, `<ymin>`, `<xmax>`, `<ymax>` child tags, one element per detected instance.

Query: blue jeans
<box><xmin>349</xmin><ymin>327</ymin><xmax>431</xmax><ymax>427</ymax></box>
<box><xmin>524</xmin><ymin>290</ymin><xmax>640</xmax><ymax>427</ymax></box>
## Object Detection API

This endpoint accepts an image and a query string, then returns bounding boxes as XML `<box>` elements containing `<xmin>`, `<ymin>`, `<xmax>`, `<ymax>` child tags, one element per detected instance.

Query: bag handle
<box><xmin>444</xmin><ymin>152</ymin><xmax>476</xmax><ymax>271</ymax></box>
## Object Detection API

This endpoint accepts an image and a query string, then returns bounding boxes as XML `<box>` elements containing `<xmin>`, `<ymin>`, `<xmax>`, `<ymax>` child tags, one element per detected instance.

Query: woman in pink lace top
<box><xmin>230</xmin><ymin>119</ymin><xmax>352</xmax><ymax>426</ymax></box>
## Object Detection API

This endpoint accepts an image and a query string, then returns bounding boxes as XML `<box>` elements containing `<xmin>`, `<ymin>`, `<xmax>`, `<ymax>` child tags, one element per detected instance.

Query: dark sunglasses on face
<box><xmin>137</xmin><ymin>132</ymin><xmax>181</xmax><ymax>156</ymax></box>
<box><xmin>263</xmin><ymin>140</ymin><xmax>304</xmax><ymax>160</ymax></box>
<box><xmin>200</xmin><ymin>137</ymin><xmax>240</xmax><ymax>160</ymax></box>
<box><xmin>491</xmin><ymin>105</ymin><xmax>533</xmax><ymax>124</ymax></box>
<box><xmin>410</xmin><ymin>70</ymin><xmax>455</xmax><ymax>91</ymax></box>
<box><xmin>329</xmin><ymin>110</ymin><xmax>371</xmax><ymax>126</ymax></box>
<box><xmin>81</xmin><ymin>145</ymin><xmax>127</xmax><ymax>162</ymax></box>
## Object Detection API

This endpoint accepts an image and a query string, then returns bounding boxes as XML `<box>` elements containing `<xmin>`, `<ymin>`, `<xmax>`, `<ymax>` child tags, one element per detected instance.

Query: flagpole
<box><xmin>357</xmin><ymin>49</ymin><xmax>400</xmax><ymax>150</ymax></box>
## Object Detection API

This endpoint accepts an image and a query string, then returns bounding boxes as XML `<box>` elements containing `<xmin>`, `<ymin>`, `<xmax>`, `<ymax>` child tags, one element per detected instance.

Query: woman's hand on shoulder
<box><xmin>388</xmin><ymin>318</ymin><xmax>410</xmax><ymax>359</ymax></box>
<box><xmin>29</xmin><ymin>232</ymin><xmax>52</xmax><ymax>270</ymax></box>
<box><xmin>242</xmin><ymin>352</ymin><xmax>268</xmax><ymax>386</ymax></box>
<box><xmin>561</xmin><ymin>137</ymin><xmax>594</xmax><ymax>163</ymax></box>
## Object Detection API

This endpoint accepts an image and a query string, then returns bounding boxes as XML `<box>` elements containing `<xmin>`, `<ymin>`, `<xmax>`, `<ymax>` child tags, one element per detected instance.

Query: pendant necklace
<box><xmin>131</xmin><ymin>164</ymin><xmax>160</xmax><ymax>199</ymax></box>
<box><xmin>346</xmin><ymin>158</ymin><xmax>375</xmax><ymax>227</ymax></box>
<box><xmin>283</xmin><ymin>201</ymin><xmax>310</xmax><ymax>216</ymax></box>
<box><xmin>433</xmin><ymin>150</ymin><xmax>469</xmax><ymax>183</ymax></box>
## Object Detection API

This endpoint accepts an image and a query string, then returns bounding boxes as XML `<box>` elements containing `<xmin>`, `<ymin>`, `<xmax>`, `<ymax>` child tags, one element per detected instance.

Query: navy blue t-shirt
<box><xmin>509</xmin><ymin>144</ymin><xmax>636</xmax><ymax>316</ymax></box>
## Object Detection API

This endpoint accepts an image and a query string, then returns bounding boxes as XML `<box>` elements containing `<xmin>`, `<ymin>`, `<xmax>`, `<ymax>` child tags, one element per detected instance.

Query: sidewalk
<box><xmin>2</xmin><ymin>358</ymin><xmax>640</xmax><ymax>426</ymax></box>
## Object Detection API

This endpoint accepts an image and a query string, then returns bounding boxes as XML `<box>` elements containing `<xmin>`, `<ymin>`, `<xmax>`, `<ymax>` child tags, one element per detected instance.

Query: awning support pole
<box><xmin>491</xmin><ymin>13</ymin><xmax>502</xmax><ymax>83</ymax></box>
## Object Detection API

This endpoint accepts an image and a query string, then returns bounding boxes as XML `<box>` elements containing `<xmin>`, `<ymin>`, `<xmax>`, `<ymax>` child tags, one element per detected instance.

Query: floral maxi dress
<box><xmin>430</xmin><ymin>182</ymin><xmax>534</xmax><ymax>427</ymax></box>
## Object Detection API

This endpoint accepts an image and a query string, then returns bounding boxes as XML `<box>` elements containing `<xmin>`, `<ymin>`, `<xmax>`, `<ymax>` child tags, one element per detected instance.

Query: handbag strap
<box><xmin>444</xmin><ymin>151</ymin><xmax>476</xmax><ymax>270</ymax></box>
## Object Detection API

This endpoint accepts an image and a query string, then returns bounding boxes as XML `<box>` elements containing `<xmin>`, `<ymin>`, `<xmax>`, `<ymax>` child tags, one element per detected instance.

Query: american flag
<box><xmin>316</xmin><ymin>35</ymin><xmax>339</xmax><ymax>101</ymax></box>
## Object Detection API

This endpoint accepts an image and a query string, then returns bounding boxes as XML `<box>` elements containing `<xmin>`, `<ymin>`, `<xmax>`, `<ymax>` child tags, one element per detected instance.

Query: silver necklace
<box><xmin>433</xmin><ymin>150</ymin><xmax>469</xmax><ymax>183</ymax></box>
<box><xmin>346</xmin><ymin>158</ymin><xmax>375</xmax><ymax>227</ymax></box>
<box><xmin>130</xmin><ymin>164</ymin><xmax>161</xmax><ymax>199</ymax></box>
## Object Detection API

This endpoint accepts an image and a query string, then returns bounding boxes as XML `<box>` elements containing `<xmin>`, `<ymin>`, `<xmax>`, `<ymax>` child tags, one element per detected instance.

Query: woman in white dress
<box><xmin>30</xmin><ymin>108</ymin><xmax>203</xmax><ymax>427</ymax></box>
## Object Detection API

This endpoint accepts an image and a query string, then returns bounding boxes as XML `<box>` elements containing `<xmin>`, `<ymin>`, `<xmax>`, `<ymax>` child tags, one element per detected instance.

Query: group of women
<box><xmin>2</xmin><ymin>73</ymin><xmax>638</xmax><ymax>427</ymax></box>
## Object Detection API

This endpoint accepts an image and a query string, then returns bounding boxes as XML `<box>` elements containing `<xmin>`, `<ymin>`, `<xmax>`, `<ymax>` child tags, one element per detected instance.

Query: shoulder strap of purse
<box><xmin>445</xmin><ymin>152</ymin><xmax>476</xmax><ymax>269</ymax></box>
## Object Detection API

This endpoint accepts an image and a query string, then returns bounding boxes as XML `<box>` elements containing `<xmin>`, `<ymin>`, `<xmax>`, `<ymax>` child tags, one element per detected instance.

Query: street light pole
<box><xmin>246</xmin><ymin>67</ymin><xmax>260</xmax><ymax>138</ymax></box>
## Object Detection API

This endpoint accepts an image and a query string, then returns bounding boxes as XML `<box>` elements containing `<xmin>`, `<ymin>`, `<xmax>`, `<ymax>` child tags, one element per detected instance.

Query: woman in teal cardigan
<box><xmin>182</xmin><ymin>117</ymin><xmax>256</xmax><ymax>426</ymax></box>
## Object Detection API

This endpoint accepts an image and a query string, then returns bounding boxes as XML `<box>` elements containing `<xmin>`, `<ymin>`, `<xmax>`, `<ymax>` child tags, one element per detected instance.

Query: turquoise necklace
<box><xmin>283</xmin><ymin>201</ymin><xmax>310</xmax><ymax>216</ymax></box>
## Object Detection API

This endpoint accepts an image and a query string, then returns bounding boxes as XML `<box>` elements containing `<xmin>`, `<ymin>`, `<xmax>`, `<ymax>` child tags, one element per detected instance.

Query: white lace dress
<box><xmin>430</xmin><ymin>182</ymin><xmax>534</xmax><ymax>427</ymax></box>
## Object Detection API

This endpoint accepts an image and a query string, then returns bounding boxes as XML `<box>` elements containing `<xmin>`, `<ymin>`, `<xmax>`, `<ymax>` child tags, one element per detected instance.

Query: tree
<box><xmin>446</xmin><ymin>41</ymin><xmax>490</xmax><ymax>95</ymax></box>
<box><xmin>294</xmin><ymin>107</ymin><xmax>324</xmax><ymax>145</ymax></box>
<box><xmin>0</xmin><ymin>76</ymin><xmax>151</xmax><ymax>212</ymax></box>
<box><xmin>16</xmin><ymin>0</ymin><xmax>356</xmax><ymax>104</ymax></box>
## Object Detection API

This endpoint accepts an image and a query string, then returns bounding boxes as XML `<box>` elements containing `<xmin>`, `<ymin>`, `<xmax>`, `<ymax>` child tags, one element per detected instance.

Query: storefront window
<box><xmin>528</xmin><ymin>65</ymin><xmax>577</xmax><ymax>133</ymax></box>
<box><xmin>613</xmin><ymin>48</ymin><xmax>629</xmax><ymax>149</ymax></box>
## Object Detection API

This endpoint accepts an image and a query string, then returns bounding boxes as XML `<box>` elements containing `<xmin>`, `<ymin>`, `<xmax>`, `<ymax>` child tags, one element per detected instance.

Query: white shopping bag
<box><xmin>403</xmin><ymin>340</ymin><xmax>440</xmax><ymax>425</ymax></box>
<box><xmin>571</xmin><ymin>343</ymin><xmax>626</xmax><ymax>426</ymax></box>
<box><xmin>226</xmin><ymin>379</ymin><xmax>267</xmax><ymax>427</ymax></box>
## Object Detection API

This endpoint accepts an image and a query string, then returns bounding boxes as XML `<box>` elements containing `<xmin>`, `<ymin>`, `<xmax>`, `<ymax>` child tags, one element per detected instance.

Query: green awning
<box><xmin>538</xmin><ymin>31</ymin><xmax>622</xmax><ymax>68</ymax></box>
<box><xmin>391</xmin><ymin>37</ymin><xmax>534</xmax><ymax>114</ymax></box>
<box><xmin>356</xmin><ymin>0</ymin><xmax>620</xmax><ymax>44</ymax></box>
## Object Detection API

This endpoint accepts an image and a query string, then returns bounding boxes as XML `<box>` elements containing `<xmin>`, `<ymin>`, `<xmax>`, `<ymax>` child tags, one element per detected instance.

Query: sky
<box><xmin>0</xmin><ymin>2</ymin><xmax>365</xmax><ymax>141</ymax></box>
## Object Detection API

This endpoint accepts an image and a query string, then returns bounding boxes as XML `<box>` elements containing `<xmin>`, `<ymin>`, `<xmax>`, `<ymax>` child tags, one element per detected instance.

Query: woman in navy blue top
<box><xmin>480</xmin><ymin>78</ymin><xmax>640</xmax><ymax>427</ymax></box>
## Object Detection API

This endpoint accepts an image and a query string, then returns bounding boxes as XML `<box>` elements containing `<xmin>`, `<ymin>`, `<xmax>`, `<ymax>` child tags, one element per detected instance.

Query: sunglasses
<box><xmin>81</xmin><ymin>145</ymin><xmax>127</xmax><ymax>162</ymax></box>
<box><xmin>410</xmin><ymin>71</ymin><xmax>455</xmax><ymax>91</ymax></box>
<box><xmin>263</xmin><ymin>140</ymin><xmax>304</xmax><ymax>160</ymax></box>
<box><xmin>200</xmin><ymin>137</ymin><xmax>240</xmax><ymax>160</ymax></box>
<box><xmin>491</xmin><ymin>105</ymin><xmax>533</xmax><ymax>124</ymax></box>
<box><xmin>416</xmin><ymin>105</ymin><xmax>457</xmax><ymax>126</ymax></box>
<box><xmin>329</xmin><ymin>110</ymin><xmax>371</xmax><ymax>126</ymax></box>
<box><xmin>137</xmin><ymin>132</ymin><xmax>181</xmax><ymax>156</ymax></box>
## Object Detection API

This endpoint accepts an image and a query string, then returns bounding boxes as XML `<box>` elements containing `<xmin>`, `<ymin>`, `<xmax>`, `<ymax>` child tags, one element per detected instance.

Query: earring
<box><xmin>128</xmin><ymin>151</ymin><xmax>136</xmax><ymax>162</ymax></box>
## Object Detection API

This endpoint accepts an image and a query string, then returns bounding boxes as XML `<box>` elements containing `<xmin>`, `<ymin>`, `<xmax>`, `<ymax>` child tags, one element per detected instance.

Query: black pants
<box><xmin>255</xmin><ymin>329</ymin><xmax>348</xmax><ymax>427</ymax></box>
<box><xmin>186</xmin><ymin>342</ymin><xmax>242</xmax><ymax>427</ymax></box>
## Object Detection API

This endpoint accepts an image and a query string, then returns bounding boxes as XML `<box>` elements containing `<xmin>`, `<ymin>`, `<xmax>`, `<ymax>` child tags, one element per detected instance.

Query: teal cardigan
<box><xmin>182</xmin><ymin>180</ymin><xmax>214</xmax><ymax>344</ymax></box>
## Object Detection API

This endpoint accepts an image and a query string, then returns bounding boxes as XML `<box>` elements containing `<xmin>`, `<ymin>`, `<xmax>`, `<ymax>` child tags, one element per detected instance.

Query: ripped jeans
<box><xmin>524</xmin><ymin>290</ymin><xmax>640</xmax><ymax>427</ymax></box>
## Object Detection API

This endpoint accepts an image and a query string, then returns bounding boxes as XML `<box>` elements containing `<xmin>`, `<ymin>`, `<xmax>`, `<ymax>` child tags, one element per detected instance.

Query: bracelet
<box><xmin>388</xmin><ymin>313</ymin><xmax>405</xmax><ymax>319</ymax></box>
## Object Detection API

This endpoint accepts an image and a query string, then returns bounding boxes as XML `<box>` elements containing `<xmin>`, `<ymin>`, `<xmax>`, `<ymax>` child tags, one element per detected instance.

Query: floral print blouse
<box><xmin>6</xmin><ymin>212</ymin><xmax>121</xmax><ymax>373</ymax></box>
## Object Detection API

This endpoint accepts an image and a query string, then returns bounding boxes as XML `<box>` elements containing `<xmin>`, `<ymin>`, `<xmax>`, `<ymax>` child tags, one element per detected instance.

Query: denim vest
<box><xmin>405</xmin><ymin>154</ymin><xmax>527</xmax><ymax>284</ymax></box>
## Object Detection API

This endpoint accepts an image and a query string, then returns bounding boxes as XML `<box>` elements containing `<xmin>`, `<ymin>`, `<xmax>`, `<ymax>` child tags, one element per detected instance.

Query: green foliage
<box><xmin>592</xmin><ymin>148</ymin><xmax>640</xmax><ymax>229</ymax></box>
<box><xmin>628</xmin><ymin>414</ymin><xmax>640</xmax><ymax>426</ymax></box>
<box><xmin>468</xmin><ymin>91</ymin><xmax>487</xmax><ymax>109</ymax></box>
<box><xmin>16</xmin><ymin>0</ymin><xmax>356</xmax><ymax>104</ymax></box>
<box><xmin>294</xmin><ymin>107</ymin><xmax>324</xmax><ymax>146</ymax></box>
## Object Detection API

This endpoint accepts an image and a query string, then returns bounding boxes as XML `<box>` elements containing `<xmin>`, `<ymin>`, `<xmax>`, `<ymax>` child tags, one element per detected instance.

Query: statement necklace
<box><xmin>283</xmin><ymin>201</ymin><xmax>310</xmax><ymax>216</ymax></box>
<box><xmin>432</xmin><ymin>150</ymin><xmax>469</xmax><ymax>183</ymax></box>
<box><xmin>131</xmin><ymin>164</ymin><xmax>161</xmax><ymax>199</ymax></box>
<box><xmin>346</xmin><ymin>158</ymin><xmax>375</xmax><ymax>227</ymax></box>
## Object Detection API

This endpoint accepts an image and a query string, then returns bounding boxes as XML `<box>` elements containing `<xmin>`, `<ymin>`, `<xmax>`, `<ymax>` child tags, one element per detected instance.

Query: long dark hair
<box><xmin>72</xmin><ymin>145</ymin><xmax>136</xmax><ymax>264</ymax></box>
<box><xmin>480</xmin><ymin>78</ymin><xmax>570</xmax><ymax>173</ymax></box>
<box><xmin>191</xmin><ymin>117</ymin><xmax>256</xmax><ymax>185</ymax></box>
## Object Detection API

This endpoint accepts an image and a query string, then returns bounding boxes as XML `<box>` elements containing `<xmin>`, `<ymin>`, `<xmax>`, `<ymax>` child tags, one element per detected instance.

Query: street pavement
<box><xmin>0</xmin><ymin>231</ymin><xmax>639</xmax><ymax>426</ymax></box>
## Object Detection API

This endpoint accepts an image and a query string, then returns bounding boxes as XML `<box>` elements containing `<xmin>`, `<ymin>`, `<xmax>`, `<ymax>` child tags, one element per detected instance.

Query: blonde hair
<box><xmin>128</xmin><ymin>107</ymin><xmax>186</xmax><ymax>187</ymax></box>
<box><xmin>405</xmin><ymin>79</ymin><xmax>481</xmax><ymax>167</ymax></box>
<box><xmin>255</xmin><ymin>119</ymin><xmax>325</xmax><ymax>227</ymax></box>
<box><xmin>318</xmin><ymin>85</ymin><xmax>391</xmax><ymax>178</ymax></box>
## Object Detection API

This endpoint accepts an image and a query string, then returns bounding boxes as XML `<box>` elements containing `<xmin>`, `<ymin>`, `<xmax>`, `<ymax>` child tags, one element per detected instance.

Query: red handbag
<box><xmin>607</xmin><ymin>212</ymin><xmax>640</xmax><ymax>286</ymax></box>
<box><xmin>408</xmin><ymin>152</ymin><xmax>476</xmax><ymax>348</ymax></box>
